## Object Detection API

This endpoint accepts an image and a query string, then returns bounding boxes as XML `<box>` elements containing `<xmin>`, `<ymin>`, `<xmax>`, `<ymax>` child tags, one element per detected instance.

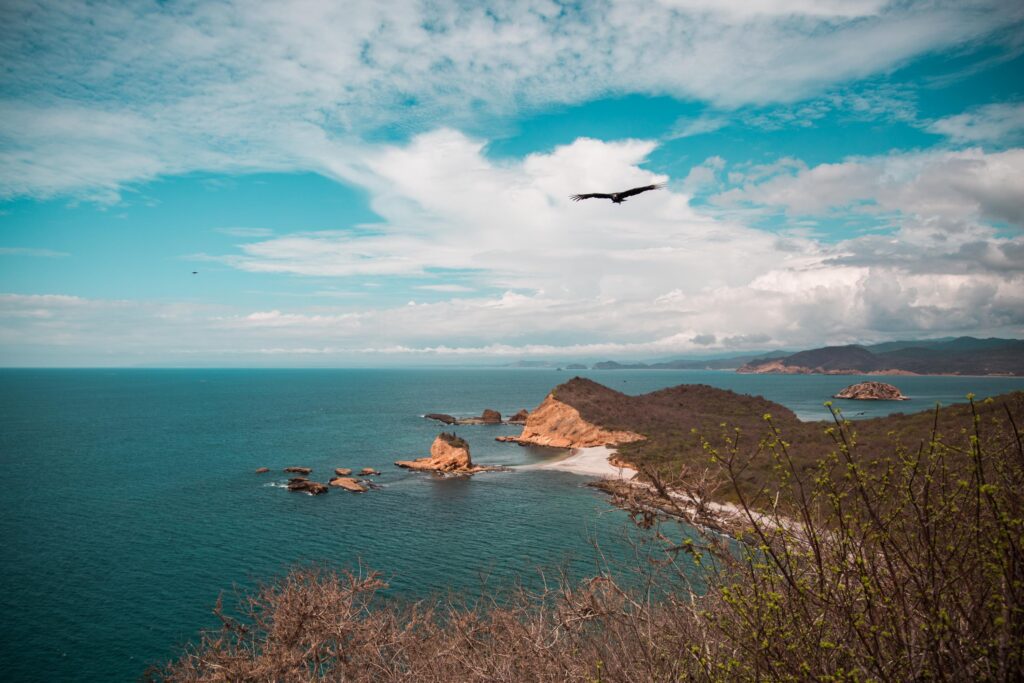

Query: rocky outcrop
<box><xmin>287</xmin><ymin>478</ymin><xmax>328</xmax><ymax>495</ymax></box>
<box><xmin>329</xmin><ymin>477</ymin><xmax>367</xmax><ymax>492</ymax></box>
<box><xmin>497</xmin><ymin>394</ymin><xmax>645</xmax><ymax>449</ymax></box>
<box><xmin>255</xmin><ymin>467</ymin><xmax>269</xmax><ymax>474</ymax></box>
<box><xmin>834</xmin><ymin>381</ymin><xmax>908</xmax><ymax>401</ymax></box>
<box><xmin>424</xmin><ymin>409</ymin><xmax>506</xmax><ymax>425</ymax></box>
<box><xmin>284</xmin><ymin>467</ymin><xmax>312</xmax><ymax>475</ymax></box>
<box><xmin>508</xmin><ymin>409</ymin><xmax>529</xmax><ymax>424</ymax></box>
<box><xmin>334</xmin><ymin>467</ymin><xmax>352</xmax><ymax>476</ymax></box>
<box><xmin>360</xmin><ymin>467</ymin><xmax>380</xmax><ymax>476</ymax></box>
<box><xmin>396</xmin><ymin>433</ymin><xmax>501</xmax><ymax>475</ymax></box>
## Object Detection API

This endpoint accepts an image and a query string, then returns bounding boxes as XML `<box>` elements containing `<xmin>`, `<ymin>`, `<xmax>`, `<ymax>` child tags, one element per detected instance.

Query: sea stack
<box><xmin>833</xmin><ymin>381</ymin><xmax>908</xmax><ymax>400</ymax></box>
<box><xmin>395</xmin><ymin>433</ymin><xmax>501</xmax><ymax>475</ymax></box>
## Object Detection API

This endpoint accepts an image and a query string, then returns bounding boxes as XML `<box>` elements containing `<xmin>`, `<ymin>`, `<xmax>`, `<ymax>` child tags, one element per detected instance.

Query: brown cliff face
<box><xmin>396</xmin><ymin>433</ymin><xmax>500</xmax><ymax>475</ymax></box>
<box><xmin>499</xmin><ymin>394</ymin><xmax>645</xmax><ymax>449</ymax></box>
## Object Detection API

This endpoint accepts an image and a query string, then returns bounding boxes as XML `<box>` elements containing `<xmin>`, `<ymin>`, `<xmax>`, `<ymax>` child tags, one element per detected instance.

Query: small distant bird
<box><xmin>570</xmin><ymin>183</ymin><xmax>664</xmax><ymax>204</ymax></box>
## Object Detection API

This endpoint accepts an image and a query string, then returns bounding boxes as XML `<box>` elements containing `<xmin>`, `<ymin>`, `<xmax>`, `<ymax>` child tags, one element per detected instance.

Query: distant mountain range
<box><xmin>593</xmin><ymin>350</ymin><xmax>790</xmax><ymax>371</ymax></box>
<box><xmin>737</xmin><ymin>337</ymin><xmax>1023</xmax><ymax>376</ymax></box>
<box><xmin>588</xmin><ymin>337</ymin><xmax>1023</xmax><ymax>376</ymax></box>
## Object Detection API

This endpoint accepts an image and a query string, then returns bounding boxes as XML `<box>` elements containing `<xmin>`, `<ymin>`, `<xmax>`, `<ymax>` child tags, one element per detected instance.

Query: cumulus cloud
<box><xmin>2</xmin><ymin>0</ymin><xmax>1021</xmax><ymax>200</ymax></box>
<box><xmin>4</xmin><ymin>133</ymin><xmax>1022</xmax><ymax>365</ymax></box>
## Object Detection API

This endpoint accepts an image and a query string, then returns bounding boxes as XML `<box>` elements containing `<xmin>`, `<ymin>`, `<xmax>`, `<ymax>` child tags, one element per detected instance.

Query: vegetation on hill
<box><xmin>154</xmin><ymin>383</ymin><xmax>1024</xmax><ymax>681</ymax></box>
<box><xmin>555</xmin><ymin>377</ymin><xmax>1023</xmax><ymax>505</ymax></box>
<box><xmin>740</xmin><ymin>337</ymin><xmax>1024</xmax><ymax>375</ymax></box>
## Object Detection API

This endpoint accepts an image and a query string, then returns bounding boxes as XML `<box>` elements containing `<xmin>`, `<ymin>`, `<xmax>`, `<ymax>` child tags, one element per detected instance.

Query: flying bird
<box><xmin>570</xmin><ymin>183</ymin><xmax>665</xmax><ymax>204</ymax></box>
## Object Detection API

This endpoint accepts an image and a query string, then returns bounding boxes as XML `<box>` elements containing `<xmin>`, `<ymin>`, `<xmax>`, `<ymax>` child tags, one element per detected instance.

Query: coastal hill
<box><xmin>738</xmin><ymin>337</ymin><xmax>1024</xmax><ymax>375</ymax></box>
<box><xmin>590</xmin><ymin>337</ymin><xmax>1023</xmax><ymax>375</ymax></box>
<box><xmin>517</xmin><ymin>377</ymin><xmax>1023</xmax><ymax>502</ymax></box>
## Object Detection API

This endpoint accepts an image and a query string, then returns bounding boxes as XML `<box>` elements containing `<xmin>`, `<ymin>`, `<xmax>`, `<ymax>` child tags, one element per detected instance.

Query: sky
<box><xmin>1</xmin><ymin>0</ymin><xmax>1022</xmax><ymax>366</ymax></box>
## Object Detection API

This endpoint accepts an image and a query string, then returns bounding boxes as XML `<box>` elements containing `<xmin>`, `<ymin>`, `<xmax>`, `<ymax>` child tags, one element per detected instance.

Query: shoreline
<box><xmin>519</xmin><ymin>445</ymin><xmax>636</xmax><ymax>479</ymax></box>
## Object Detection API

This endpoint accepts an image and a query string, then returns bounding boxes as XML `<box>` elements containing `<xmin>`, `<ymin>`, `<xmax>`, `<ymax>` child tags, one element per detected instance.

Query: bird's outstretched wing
<box><xmin>618</xmin><ymin>183</ymin><xmax>665</xmax><ymax>199</ymax></box>
<box><xmin>570</xmin><ymin>193</ymin><xmax>612</xmax><ymax>201</ymax></box>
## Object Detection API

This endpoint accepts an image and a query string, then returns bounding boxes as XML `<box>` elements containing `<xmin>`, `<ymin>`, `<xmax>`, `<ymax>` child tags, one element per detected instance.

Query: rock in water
<box><xmin>395</xmin><ymin>433</ymin><xmax>502</xmax><ymax>475</ymax></box>
<box><xmin>508</xmin><ymin>409</ymin><xmax>529</xmax><ymax>424</ymax></box>
<box><xmin>284</xmin><ymin>466</ymin><xmax>312</xmax><ymax>475</ymax></box>
<box><xmin>425</xmin><ymin>409</ymin><xmax>507</xmax><ymax>425</ymax></box>
<box><xmin>329</xmin><ymin>477</ymin><xmax>367</xmax><ymax>492</ymax></box>
<box><xmin>833</xmin><ymin>381</ymin><xmax>908</xmax><ymax>401</ymax></box>
<box><xmin>287</xmin><ymin>478</ymin><xmax>329</xmax><ymax>495</ymax></box>
<box><xmin>360</xmin><ymin>467</ymin><xmax>380</xmax><ymax>476</ymax></box>
<box><xmin>334</xmin><ymin>467</ymin><xmax>352</xmax><ymax>476</ymax></box>
<box><xmin>255</xmin><ymin>467</ymin><xmax>269</xmax><ymax>474</ymax></box>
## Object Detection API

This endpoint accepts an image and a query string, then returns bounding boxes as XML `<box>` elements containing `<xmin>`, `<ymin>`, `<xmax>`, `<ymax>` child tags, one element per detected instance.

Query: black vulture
<box><xmin>570</xmin><ymin>183</ymin><xmax>664</xmax><ymax>204</ymax></box>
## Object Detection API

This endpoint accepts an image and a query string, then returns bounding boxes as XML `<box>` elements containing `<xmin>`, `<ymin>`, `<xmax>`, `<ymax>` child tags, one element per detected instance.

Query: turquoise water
<box><xmin>1</xmin><ymin>368</ymin><xmax>1020</xmax><ymax>681</ymax></box>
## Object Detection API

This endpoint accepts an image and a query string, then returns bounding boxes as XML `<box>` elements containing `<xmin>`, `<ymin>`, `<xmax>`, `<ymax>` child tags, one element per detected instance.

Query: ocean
<box><xmin>1</xmin><ymin>368</ymin><xmax>1021</xmax><ymax>681</ymax></box>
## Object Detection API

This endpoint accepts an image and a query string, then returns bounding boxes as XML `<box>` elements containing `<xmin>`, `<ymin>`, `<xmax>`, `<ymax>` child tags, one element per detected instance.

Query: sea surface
<box><xmin>1</xmin><ymin>368</ymin><xmax>1021</xmax><ymax>681</ymax></box>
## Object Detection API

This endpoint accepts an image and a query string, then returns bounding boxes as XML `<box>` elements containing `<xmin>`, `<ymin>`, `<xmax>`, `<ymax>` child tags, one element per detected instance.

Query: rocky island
<box><xmin>834</xmin><ymin>381</ymin><xmax>908</xmax><ymax>400</ymax></box>
<box><xmin>396</xmin><ymin>433</ymin><xmax>503</xmax><ymax>475</ymax></box>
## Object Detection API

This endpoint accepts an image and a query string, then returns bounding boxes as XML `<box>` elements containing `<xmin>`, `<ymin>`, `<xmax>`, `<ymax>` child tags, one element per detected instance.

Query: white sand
<box><xmin>522</xmin><ymin>445</ymin><xmax>636</xmax><ymax>479</ymax></box>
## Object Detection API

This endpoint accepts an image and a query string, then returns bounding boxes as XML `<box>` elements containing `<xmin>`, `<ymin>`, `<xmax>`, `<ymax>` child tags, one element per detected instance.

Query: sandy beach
<box><xmin>521</xmin><ymin>445</ymin><xmax>636</xmax><ymax>479</ymax></box>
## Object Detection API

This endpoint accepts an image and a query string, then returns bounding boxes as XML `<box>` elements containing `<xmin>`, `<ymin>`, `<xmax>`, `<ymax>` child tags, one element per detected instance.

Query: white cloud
<box><xmin>0</xmin><ymin>247</ymin><xmax>69</xmax><ymax>257</ymax></box>
<box><xmin>665</xmin><ymin>115</ymin><xmax>729</xmax><ymax>140</ymax></box>
<box><xmin>927</xmin><ymin>102</ymin><xmax>1024</xmax><ymax>144</ymax></box>
<box><xmin>711</xmin><ymin>147</ymin><xmax>1024</xmax><ymax>229</ymax></box>
<box><xmin>415</xmin><ymin>284</ymin><xmax>476</xmax><ymax>293</ymax></box>
<box><xmin>4</xmin><ymin>134</ymin><xmax>1022</xmax><ymax>365</ymax></box>
<box><xmin>2</xmin><ymin>0</ymin><xmax>1021</xmax><ymax>200</ymax></box>
<box><xmin>214</xmin><ymin>227</ymin><xmax>275</xmax><ymax>238</ymax></box>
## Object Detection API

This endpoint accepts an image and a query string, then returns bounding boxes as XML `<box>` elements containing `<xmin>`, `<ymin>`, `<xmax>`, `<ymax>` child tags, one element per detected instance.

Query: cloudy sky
<box><xmin>1</xmin><ymin>0</ymin><xmax>1022</xmax><ymax>366</ymax></box>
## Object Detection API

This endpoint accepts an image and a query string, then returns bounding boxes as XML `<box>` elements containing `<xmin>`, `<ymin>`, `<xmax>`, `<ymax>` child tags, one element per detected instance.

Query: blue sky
<box><xmin>1</xmin><ymin>0</ymin><xmax>1022</xmax><ymax>366</ymax></box>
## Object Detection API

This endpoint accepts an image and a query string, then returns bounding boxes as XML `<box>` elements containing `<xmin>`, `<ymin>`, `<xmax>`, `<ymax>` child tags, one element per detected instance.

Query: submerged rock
<box><xmin>255</xmin><ymin>467</ymin><xmax>269</xmax><ymax>474</ymax></box>
<box><xmin>833</xmin><ymin>381</ymin><xmax>908</xmax><ymax>401</ymax></box>
<box><xmin>283</xmin><ymin>466</ymin><xmax>312</xmax><ymax>475</ymax></box>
